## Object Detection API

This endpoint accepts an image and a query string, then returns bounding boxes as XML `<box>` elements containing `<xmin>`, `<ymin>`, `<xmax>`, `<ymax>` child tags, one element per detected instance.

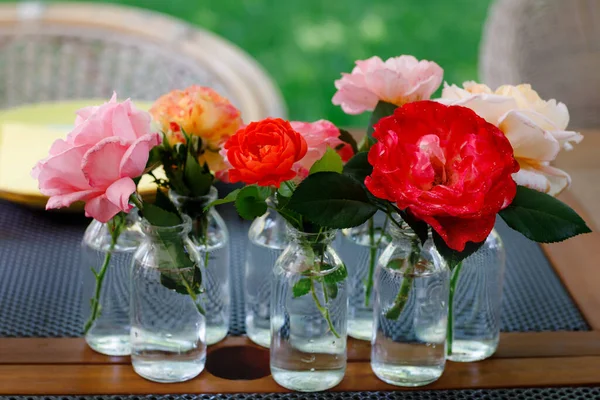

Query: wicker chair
<box><xmin>0</xmin><ymin>1</ymin><xmax>286</xmax><ymax>120</ymax></box>
<box><xmin>479</xmin><ymin>0</ymin><xmax>600</xmax><ymax>129</ymax></box>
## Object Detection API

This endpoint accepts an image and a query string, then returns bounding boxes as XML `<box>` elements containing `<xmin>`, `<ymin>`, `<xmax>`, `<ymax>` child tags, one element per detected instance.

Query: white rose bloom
<box><xmin>439</xmin><ymin>82</ymin><xmax>583</xmax><ymax>196</ymax></box>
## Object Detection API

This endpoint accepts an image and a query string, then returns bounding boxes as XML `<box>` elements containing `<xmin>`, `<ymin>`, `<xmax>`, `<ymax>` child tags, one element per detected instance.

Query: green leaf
<box><xmin>499</xmin><ymin>186</ymin><xmax>591</xmax><ymax>242</ymax></box>
<box><xmin>325</xmin><ymin>282</ymin><xmax>338</xmax><ymax>299</ymax></box>
<box><xmin>277</xmin><ymin>181</ymin><xmax>295</xmax><ymax>198</ymax></box>
<box><xmin>204</xmin><ymin>188</ymin><xmax>241</xmax><ymax>211</ymax></box>
<box><xmin>142</xmin><ymin>203</ymin><xmax>182</xmax><ymax>227</ymax></box>
<box><xmin>322</xmin><ymin>263</ymin><xmax>348</xmax><ymax>285</ymax></box>
<box><xmin>342</xmin><ymin>152</ymin><xmax>372</xmax><ymax>184</ymax></box>
<box><xmin>367</xmin><ymin>101</ymin><xmax>397</xmax><ymax>144</ymax></box>
<box><xmin>184</xmin><ymin>152</ymin><xmax>213</xmax><ymax>197</ymax></box>
<box><xmin>338</xmin><ymin>128</ymin><xmax>358</xmax><ymax>154</ymax></box>
<box><xmin>293</xmin><ymin>278</ymin><xmax>311</xmax><ymax>298</ymax></box>
<box><xmin>432</xmin><ymin>230</ymin><xmax>486</xmax><ymax>271</ymax></box>
<box><xmin>287</xmin><ymin>172</ymin><xmax>377</xmax><ymax>229</ymax></box>
<box><xmin>309</xmin><ymin>147</ymin><xmax>344</xmax><ymax>175</ymax></box>
<box><xmin>155</xmin><ymin>189</ymin><xmax>180</xmax><ymax>216</ymax></box>
<box><xmin>359</xmin><ymin>136</ymin><xmax>376</xmax><ymax>153</ymax></box>
<box><xmin>235</xmin><ymin>185</ymin><xmax>271</xmax><ymax>220</ymax></box>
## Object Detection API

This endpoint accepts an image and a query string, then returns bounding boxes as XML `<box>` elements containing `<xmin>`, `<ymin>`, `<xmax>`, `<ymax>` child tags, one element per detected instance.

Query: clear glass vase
<box><xmin>371</xmin><ymin>223</ymin><xmax>449</xmax><ymax>387</ymax></box>
<box><xmin>81</xmin><ymin>212</ymin><xmax>142</xmax><ymax>356</ymax></box>
<box><xmin>245</xmin><ymin>205</ymin><xmax>288</xmax><ymax>348</ymax></box>
<box><xmin>447</xmin><ymin>228</ymin><xmax>504</xmax><ymax>362</ymax></box>
<box><xmin>270</xmin><ymin>227</ymin><xmax>347</xmax><ymax>392</ymax></box>
<box><xmin>131</xmin><ymin>215</ymin><xmax>207</xmax><ymax>383</ymax></box>
<box><xmin>337</xmin><ymin>212</ymin><xmax>391</xmax><ymax>341</ymax></box>
<box><xmin>169</xmin><ymin>187</ymin><xmax>230</xmax><ymax>345</ymax></box>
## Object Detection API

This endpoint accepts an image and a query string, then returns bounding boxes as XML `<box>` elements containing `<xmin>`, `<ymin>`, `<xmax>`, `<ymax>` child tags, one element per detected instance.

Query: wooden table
<box><xmin>1</xmin><ymin>133</ymin><xmax>599</xmax><ymax>395</ymax></box>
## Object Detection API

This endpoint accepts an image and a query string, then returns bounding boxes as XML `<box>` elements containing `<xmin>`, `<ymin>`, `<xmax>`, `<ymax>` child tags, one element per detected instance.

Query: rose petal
<box><xmin>84</xmin><ymin>193</ymin><xmax>122</xmax><ymax>223</ymax></box>
<box><xmin>46</xmin><ymin>189</ymin><xmax>101</xmax><ymax>210</ymax></box>
<box><xmin>513</xmin><ymin>161</ymin><xmax>571</xmax><ymax>196</ymax></box>
<box><xmin>499</xmin><ymin>111</ymin><xmax>561</xmax><ymax>162</ymax></box>
<box><xmin>105</xmin><ymin>177</ymin><xmax>136</xmax><ymax>212</ymax></box>
<box><xmin>82</xmin><ymin>137</ymin><xmax>129</xmax><ymax>188</ymax></box>
<box><xmin>119</xmin><ymin>132</ymin><xmax>162</xmax><ymax>179</ymax></box>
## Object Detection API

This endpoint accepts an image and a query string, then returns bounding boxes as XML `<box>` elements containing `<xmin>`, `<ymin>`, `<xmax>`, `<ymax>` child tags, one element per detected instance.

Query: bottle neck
<box><xmin>286</xmin><ymin>226</ymin><xmax>336</xmax><ymax>246</ymax></box>
<box><xmin>168</xmin><ymin>186</ymin><xmax>218</xmax><ymax>218</ymax></box>
<box><xmin>140</xmin><ymin>214</ymin><xmax>192</xmax><ymax>241</ymax></box>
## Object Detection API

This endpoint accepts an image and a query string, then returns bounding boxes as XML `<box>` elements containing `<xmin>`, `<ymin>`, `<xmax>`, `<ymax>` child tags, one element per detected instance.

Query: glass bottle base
<box><xmin>447</xmin><ymin>339</ymin><xmax>497</xmax><ymax>362</ymax></box>
<box><xmin>86</xmin><ymin>334</ymin><xmax>130</xmax><ymax>356</ymax></box>
<box><xmin>247</xmin><ymin>326</ymin><xmax>271</xmax><ymax>348</ymax></box>
<box><xmin>371</xmin><ymin>362</ymin><xmax>444</xmax><ymax>387</ymax></box>
<box><xmin>133</xmin><ymin>359</ymin><xmax>205</xmax><ymax>383</ymax></box>
<box><xmin>348</xmin><ymin>317</ymin><xmax>373</xmax><ymax>341</ymax></box>
<box><xmin>206</xmin><ymin>325</ymin><xmax>228</xmax><ymax>346</ymax></box>
<box><xmin>271</xmin><ymin>366</ymin><xmax>345</xmax><ymax>392</ymax></box>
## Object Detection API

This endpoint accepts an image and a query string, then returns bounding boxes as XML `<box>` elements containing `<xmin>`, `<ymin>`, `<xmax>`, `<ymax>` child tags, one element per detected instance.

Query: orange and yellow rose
<box><xmin>150</xmin><ymin>85</ymin><xmax>243</xmax><ymax>173</ymax></box>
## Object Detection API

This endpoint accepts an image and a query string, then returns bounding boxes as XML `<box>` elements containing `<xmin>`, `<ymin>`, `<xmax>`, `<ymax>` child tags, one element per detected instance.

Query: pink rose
<box><xmin>31</xmin><ymin>93</ymin><xmax>161</xmax><ymax>222</ymax></box>
<box><xmin>332</xmin><ymin>55</ymin><xmax>444</xmax><ymax>115</ymax></box>
<box><xmin>290</xmin><ymin>120</ymin><xmax>344</xmax><ymax>176</ymax></box>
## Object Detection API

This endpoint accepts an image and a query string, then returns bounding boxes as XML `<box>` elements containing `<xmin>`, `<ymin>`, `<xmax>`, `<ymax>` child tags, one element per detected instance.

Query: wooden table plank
<box><xmin>4</xmin><ymin>331</ymin><xmax>600</xmax><ymax>365</ymax></box>
<box><xmin>2</xmin><ymin>356</ymin><xmax>600</xmax><ymax>395</ymax></box>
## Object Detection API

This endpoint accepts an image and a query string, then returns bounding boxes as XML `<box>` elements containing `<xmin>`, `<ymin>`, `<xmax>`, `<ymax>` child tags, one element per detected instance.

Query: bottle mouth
<box><xmin>285</xmin><ymin>226</ymin><xmax>337</xmax><ymax>243</ymax></box>
<box><xmin>168</xmin><ymin>186</ymin><xmax>218</xmax><ymax>206</ymax></box>
<box><xmin>136</xmin><ymin>210</ymin><xmax>192</xmax><ymax>236</ymax></box>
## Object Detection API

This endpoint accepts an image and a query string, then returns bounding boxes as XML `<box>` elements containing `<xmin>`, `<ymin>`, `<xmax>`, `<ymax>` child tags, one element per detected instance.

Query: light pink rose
<box><xmin>332</xmin><ymin>55</ymin><xmax>444</xmax><ymax>115</ymax></box>
<box><xmin>31</xmin><ymin>93</ymin><xmax>161</xmax><ymax>222</ymax></box>
<box><xmin>290</xmin><ymin>120</ymin><xmax>344</xmax><ymax>177</ymax></box>
<box><xmin>440</xmin><ymin>82</ymin><xmax>583</xmax><ymax>196</ymax></box>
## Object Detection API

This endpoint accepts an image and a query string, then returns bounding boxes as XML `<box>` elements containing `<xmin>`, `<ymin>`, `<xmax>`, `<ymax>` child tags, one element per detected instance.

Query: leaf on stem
<box><xmin>184</xmin><ymin>152</ymin><xmax>213</xmax><ymax>197</ymax></box>
<box><xmin>204</xmin><ymin>188</ymin><xmax>241</xmax><ymax>211</ymax></box>
<box><xmin>398</xmin><ymin>209</ymin><xmax>429</xmax><ymax>245</ymax></box>
<box><xmin>309</xmin><ymin>147</ymin><xmax>343</xmax><ymax>175</ymax></box>
<box><xmin>431</xmin><ymin>230</ymin><xmax>485</xmax><ymax>271</ymax></box>
<box><xmin>235</xmin><ymin>185</ymin><xmax>271</xmax><ymax>220</ymax></box>
<box><xmin>342</xmin><ymin>152</ymin><xmax>372</xmax><ymax>184</ymax></box>
<box><xmin>292</xmin><ymin>278</ymin><xmax>312</xmax><ymax>298</ymax></box>
<box><xmin>337</xmin><ymin>128</ymin><xmax>359</xmax><ymax>154</ymax></box>
<box><xmin>287</xmin><ymin>172</ymin><xmax>377</xmax><ymax>228</ymax></box>
<box><xmin>499</xmin><ymin>186</ymin><xmax>591</xmax><ymax>242</ymax></box>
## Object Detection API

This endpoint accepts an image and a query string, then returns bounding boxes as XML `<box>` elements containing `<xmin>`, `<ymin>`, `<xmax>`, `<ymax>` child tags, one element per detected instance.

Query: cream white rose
<box><xmin>440</xmin><ymin>82</ymin><xmax>583</xmax><ymax>196</ymax></box>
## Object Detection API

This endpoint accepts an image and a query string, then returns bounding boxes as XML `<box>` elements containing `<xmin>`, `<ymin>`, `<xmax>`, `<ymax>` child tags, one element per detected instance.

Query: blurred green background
<box><xmin>10</xmin><ymin>0</ymin><xmax>493</xmax><ymax>126</ymax></box>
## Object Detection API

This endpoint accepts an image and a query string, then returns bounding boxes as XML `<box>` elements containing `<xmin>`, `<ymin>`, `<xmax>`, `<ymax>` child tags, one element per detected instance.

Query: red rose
<box><xmin>225</xmin><ymin>118</ymin><xmax>308</xmax><ymax>187</ymax></box>
<box><xmin>365</xmin><ymin>101</ymin><xmax>519</xmax><ymax>251</ymax></box>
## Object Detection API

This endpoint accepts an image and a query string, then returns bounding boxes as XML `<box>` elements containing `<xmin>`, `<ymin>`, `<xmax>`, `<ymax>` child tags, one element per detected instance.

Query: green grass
<box><xmin>13</xmin><ymin>0</ymin><xmax>493</xmax><ymax>126</ymax></box>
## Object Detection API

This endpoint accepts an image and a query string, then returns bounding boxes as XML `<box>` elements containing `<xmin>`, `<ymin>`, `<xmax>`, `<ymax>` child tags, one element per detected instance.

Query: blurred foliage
<box><xmin>13</xmin><ymin>0</ymin><xmax>492</xmax><ymax>126</ymax></box>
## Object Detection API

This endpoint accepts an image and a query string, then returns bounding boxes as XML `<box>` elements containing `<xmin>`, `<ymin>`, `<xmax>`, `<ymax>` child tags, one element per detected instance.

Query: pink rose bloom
<box><xmin>31</xmin><ymin>93</ymin><xmax>161</xmax><ymax>222</ymax></box>
<box><xmin>332</xmin><ymin>55</ymin><xmax>444</xmax><ymax>115</ymax></box>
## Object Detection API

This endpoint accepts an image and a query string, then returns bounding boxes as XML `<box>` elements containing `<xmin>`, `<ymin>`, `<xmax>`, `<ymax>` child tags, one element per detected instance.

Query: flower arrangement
<box><xmin>32</xmin><ymin>94</ymin><xmax>206</xmax><ymax>331</ymax></box>
<box><xmin>329</xmin><ymin>55</ymin><xmax>592</xmax><ymax>358</ymax></box>
<box><xmin>208</xmin><ymin>117</ymin><xmax>358</xmax><ymax>336</ymax></box>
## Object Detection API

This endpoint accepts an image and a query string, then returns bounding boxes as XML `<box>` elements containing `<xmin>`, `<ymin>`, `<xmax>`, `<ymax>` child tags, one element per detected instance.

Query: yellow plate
<box><xmin>0</xmin><ymin>100</ymin><xmax>160</xmax><ymax>210</ymax></box>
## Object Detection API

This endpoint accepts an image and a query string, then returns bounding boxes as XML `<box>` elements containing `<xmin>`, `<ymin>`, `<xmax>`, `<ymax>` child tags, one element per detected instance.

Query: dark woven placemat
<box><xmin>0</xmin><ymin>193</ymin><xmax>589</xmax><ymax>337</ymax></box>
<box><xmin>2</xmin><ymin>387</ymin><xmax>600</xmax><ymax>399</ymax></box>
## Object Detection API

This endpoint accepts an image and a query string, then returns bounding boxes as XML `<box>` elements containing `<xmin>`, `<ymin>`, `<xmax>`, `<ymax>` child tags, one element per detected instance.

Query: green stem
<box><xmin>310</xmin><ymin>277</ymin><xmax>340</xmax><ymax>338</ymax></box>
<box><xmin>130</xmin><ymin>194</ymin><xmax>144</xmax><ymax>211</ymax></box>
<box><xmin>385</xmin><ymin>238</ymin><xmax>419</xmax><ymax>320</ymax></box>
<box><xmin>447</xmin><ymin>261</ymin><xmax>463</xmax><ymax>356</ymax></box>
<box><xmin>179</xmin><ymin>270</ymin><xmax>206</xmax><ymax>316</ymax></box>
<box><xmin>83</xmin><ymin>216</ymin><xmax>124</xmax><ymax>334</ymax></box>
<box><xmin>365</xmin><ymin>218</ymin><xmax>377</xmax><ymax>307</ymax></box>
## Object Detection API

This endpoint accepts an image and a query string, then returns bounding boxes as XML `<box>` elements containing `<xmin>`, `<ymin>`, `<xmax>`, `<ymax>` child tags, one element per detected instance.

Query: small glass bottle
<box><xmin>169</xmin><ymin>186</ymin><xmax>230</xmax><ymax>345</ymax></box>
<box><xmin>447</xmin><ymin>229</ymin><xmax>504</xmax><ymax>362</ymax></box>
<box><xmin>245</xmin><ymin>204</ymin><xmax>288</xmax><ymax>348</ymax></box>
<box><xmin>81</xmin><ymin>212</ymin><xmax>142</xmax><ymax>356</ymax></box>
<box><xmin>270</xmin><ymin>227</ymin><xmax>347</xmax><ymax>392</ymax></box>
<box><xmin>337</xmin><ymin>212</ymin><xmax>391</xmax><ymax>341</ymax></box>
<box><xmin>130</xmin><ymin>215</ymin><xmax>207</xmax><ymax>383</ymax></box>
<box><xmin>371</xmin><ymin>223</ymin><xmax>449</xmax><ymax>387</ymax></box>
